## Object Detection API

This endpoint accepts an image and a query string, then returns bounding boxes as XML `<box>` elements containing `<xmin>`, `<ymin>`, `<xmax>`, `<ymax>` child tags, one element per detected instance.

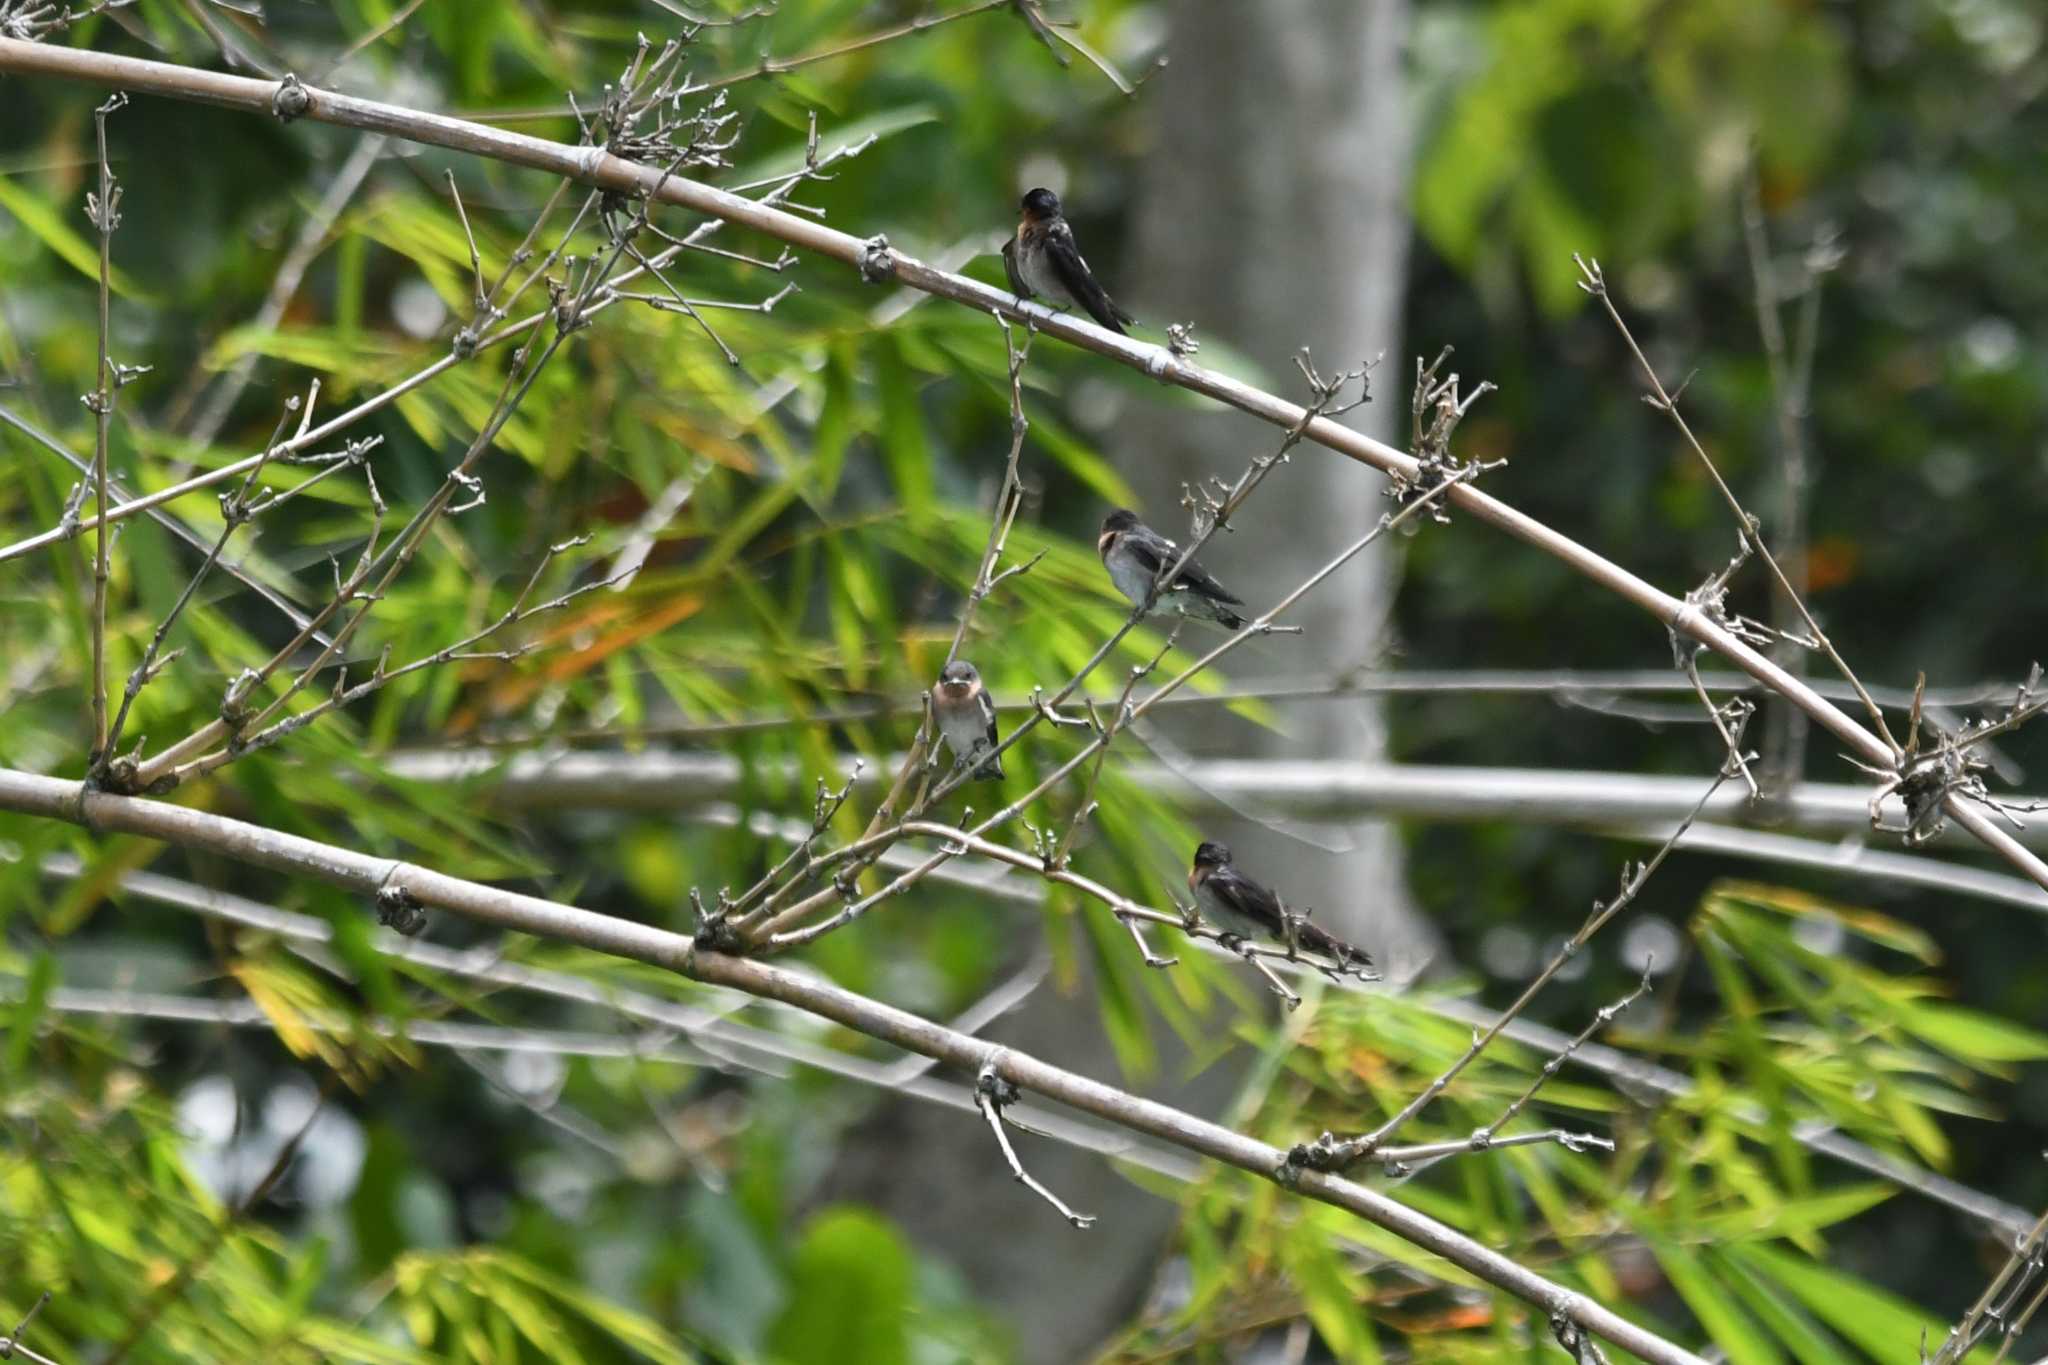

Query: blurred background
<box><xmin>4</xmin><ymin>0</ymin><xmax>2048</xmax><ymax>1360</ymax></box>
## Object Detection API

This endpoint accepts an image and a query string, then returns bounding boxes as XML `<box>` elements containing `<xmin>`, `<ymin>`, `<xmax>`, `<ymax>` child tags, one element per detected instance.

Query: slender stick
<box><xmin>0</xmin><ymin>127</ymin><xmax>871</xmax><ymax>570</ymax></box>
<box><xmin>85</xmin><ymin>93</ymin><xmax>125</xmax><ymax>773</ymax></box>
<box><xmin>1577</xmin><ymin>254</ymin><xmax>1896</xmax><ymax>755</ymax></box>
<box><xmin>691</xmin><ymin>0</ymin><xmax>1007</xmax><ymax>93</ymax></box>
<box><xmin>976</xmin><ymin>1055</ymin><xmax>1096</xmax><ymax>1228</ymax></box>
<box><xmin>1297</xmin><ymin>773</ymin><xmax>1725</xmax><ymax>1170</ymax></box>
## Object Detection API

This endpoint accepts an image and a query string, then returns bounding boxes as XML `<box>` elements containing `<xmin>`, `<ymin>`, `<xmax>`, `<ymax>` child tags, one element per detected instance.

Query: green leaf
<box><xmin>1731</xmin><ymin>1244</ymin><xmax>1950</xmax><ymax>1364</ymax></box>
<box><xmin>811</xmin><ymin>340</ymin><xmax>858</xmax><ymax>498</ymax></box>
<box><xmin>1651</xmin><ymin>1239</ymin><xmax>1783</xmax><ymax>1365</ymax></box>
<box><xmin>1693</xmin><ymin>1183</ymin><xmax>1894</xmax><ymax>1246</ymax></box>
<box><xmin>768</xmin><ymin>1207</ymin><xmax>912</xmax><ymax>1365</ymax></box>
<box><xmin>1905</xmin><ymin>1002</ymin><xmax>2048</xmax><ymax>1064</ymax></box>
<box><xmin>875</xmin><ymin>339</ymin><xmax>936</xmax><ymax>512</ymax></box>
<box><xmin>1707</xmin><ymin>881</ymin><xmax>1939</xmax><ymax>963</ymax></box>
<box><xmin>0</xmin><ymin>176</ymin><xmax>155</xmax><ymax>300</ymax></box>
<box><xmin>1712</xmin><ymin>1250</ymin><xmax>1859</xmax><ymax>1365</ymax></box>
<box><xmin>6</xmin><ymin>949</ymin><xmax>56</xmax><ymax>1075</ymax></box>
<box><xmin>1280</xmin><ymin>1221</ymin><xmax>1380</xmax><ymax>1362</ymax></box>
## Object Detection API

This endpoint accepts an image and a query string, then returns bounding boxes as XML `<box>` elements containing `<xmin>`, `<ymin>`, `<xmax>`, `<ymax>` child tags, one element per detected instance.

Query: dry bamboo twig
<box><xmin>83</xmin><ymin>92</ymin><xmax>128</xmax><ymax>776</ymax></box>
<box><xmin>1575</xmin><ymin>254</ymin><xmax>1897</xmax><ymax>756</ymax></box>
<box><xmin>0</xmin><ymin>119</ymin><xmax>873</xmax><ymax>573</ymax></box>
<box><xmin>1293</xmin><ymin>772</ymin><xmax>1725</xmax><ymax>1172</ymax></box>
<box><xmin>97</xmin><ymin>386</ymin><xmax>314</xmax><ymax>778</ymax></box>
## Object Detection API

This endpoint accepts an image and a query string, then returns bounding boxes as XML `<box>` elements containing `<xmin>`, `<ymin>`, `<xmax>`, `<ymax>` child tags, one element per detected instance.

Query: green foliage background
<box><xmin>2</xmin><ymin>0</ymin><xmax>2047</xmax><ymax>1361</ymax></box>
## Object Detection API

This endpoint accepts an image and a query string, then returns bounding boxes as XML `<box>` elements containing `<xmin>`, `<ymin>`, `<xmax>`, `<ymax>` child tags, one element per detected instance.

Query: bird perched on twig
<box><xmin>1098</xmin><ymin>509</ymin><xmax>1247</xmax><ymax>630</ymax></box>
<box><xmin>1188</xmin><ymin>841</ymin><xmax>1376</xmax><ymax>978</ymax></box>
<box><xmin>932</xmin><ymin>659</ymin><xmax>1004</xmax><ymax>781</ymax></box>
<box><xmin>1002</xmin><ymin>187</ymin><xmax>1135</xmax><ymax>335</ymax></box>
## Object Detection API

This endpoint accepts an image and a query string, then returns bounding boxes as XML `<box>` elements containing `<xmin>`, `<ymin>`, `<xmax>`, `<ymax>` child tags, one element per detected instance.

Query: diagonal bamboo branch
<box><xmin>40</xmin><ymin>846</ymin><xmax>2038</xmax><ymax>1238</ymax></box>
<box><xmin>0</xmin><ymin>764</ymin><xmax>1704</xmax><ymax>1365</ymax></box>
<box><xmin>0</xmin><ymin>37</ymin><xmax>2037</xmax><ymax>896</ymax></box>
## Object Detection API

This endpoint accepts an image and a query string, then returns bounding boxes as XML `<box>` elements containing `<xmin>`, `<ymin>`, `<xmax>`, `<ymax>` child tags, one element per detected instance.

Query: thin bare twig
<box><xmin>1292</xmin><ymin>772</ymin><xmax>1724</xmax><ymax>1172</ymax></box>
<box><xmin>944</xmin><ymin>313</ymin><xmax>1040</xmax><ymax>667</ymax></box>
<box><xmin>976</xmin><ymin>1052</ymin><xmax>1095</xmax><ymax>1228</ymax></box>
<box><xmin>1469</xmin><ymin>961</ymin><xmax>1653</xmax><ymax>1147</ymax></box>
<box><xmin>1370</xmin><ymin>1127</ymin><xmax>1615</xmax><ymax>1176</ymax></box>
<box><xmin>0</xmin><ymin>1291</ymin><xmax>56</xmax><ymax>1365</ymax></box>
<box><xmin>1576</xmin><ymin>253</ymin><xmax>1897</xmax><ymax>756</ymax></box>
<box><xmin>98</xmin><ymin>387</ymin><xmax>312</xmax><ymax>776</ymax></box>
<box><xmin>84</xmin><ymin>93</ymin><xmax>130</xmax><ymax>776</ymax></box>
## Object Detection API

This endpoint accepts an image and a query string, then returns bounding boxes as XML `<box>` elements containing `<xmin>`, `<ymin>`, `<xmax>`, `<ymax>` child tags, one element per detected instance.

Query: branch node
<box><xmin>374</xmin><ymin>883</ymin><xmax>427</xmax><ymax>936</ymax></box>
<box><xmin>856</xmin><ymin>234</ymin><xmax>895</xmax><ymax>284</ymax></box>
<box><xmin>270</xmin><ymin>72</ymin><xmax>311</xmax><ymax>123</ymax></box>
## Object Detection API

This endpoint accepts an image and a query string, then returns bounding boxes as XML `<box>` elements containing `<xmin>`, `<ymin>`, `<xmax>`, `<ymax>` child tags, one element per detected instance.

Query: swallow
<box><xmin>1098</xmin><ymin>509</ymin><xmax>1247</xmax><ymax>630</ymax></box>
<box><xmin>932</xmin><ymin>659</ymin><xmax>1003</xmax><ymax>781</ymax></box>
<box><xmin>1189</xmin><ymin>841</ymin><xmax>1375</xmax><ymax>977</ymax></box>
<box><xmin>1002</xmin><ymin>187</ymin><xmax>1135</xmax><ymax>335</ymax></box>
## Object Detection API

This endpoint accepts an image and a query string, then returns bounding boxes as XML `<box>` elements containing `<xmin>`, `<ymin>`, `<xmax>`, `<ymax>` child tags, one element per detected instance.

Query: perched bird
<box><xmin>1098</xmin><ymin>508</ymin><xmax>1247</xmax><ymax>630</ymax></box>
<box><xmin>932</xmin><ymin>659</ymin><xmax>1004</xmax><ymax>781</ymax></box>
<box><xmin>1188</xmin><ymin>841</ymin><xmax>1375</xmax><ymax>977</ymax></box>
<box><xmin>1002</xmin><ymin>187</ymin><xmax>1135</xmax><ymax>335</ymax></box>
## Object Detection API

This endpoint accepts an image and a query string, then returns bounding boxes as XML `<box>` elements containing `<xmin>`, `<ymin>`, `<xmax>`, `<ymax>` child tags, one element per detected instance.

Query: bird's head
<box><xmin>1020</xmin><ymin>187</ymin><xmax>1062</xmax><ymax>221</ymax></box>
<box><xmin>1191</xmin><ymin>840</ymin><xmax>1233</xmax><ymax>871</ymax></box>
<box><xmin>936</xmin><ymin>659</ymin><xmax>980</xmax><ymax>693</ymax></box>
<box><xmin>1100</xmin><ymin>508</ymin><xmax>1140</xmax><ymax>536</ymax></box>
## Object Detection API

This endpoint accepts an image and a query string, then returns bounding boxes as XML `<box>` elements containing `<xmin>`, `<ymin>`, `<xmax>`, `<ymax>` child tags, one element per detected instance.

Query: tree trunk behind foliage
<box><xmin>822</xmin><ymin>8</ymin><xmax>1422</xmax><ymax>1361</ymax></box>
<box><xmin>1117</xmin><ymin>0</ymin><xmax>1433</xmax><ymax>982</ymax></box>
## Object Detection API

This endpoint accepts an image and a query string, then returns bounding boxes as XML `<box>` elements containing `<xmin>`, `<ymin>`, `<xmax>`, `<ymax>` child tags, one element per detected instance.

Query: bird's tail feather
<box><xmin>1294</xmin><ymin>920</ymin><xmax>1376</xmax><ymax>978</ymax></box>
<box><xmin>1088</xmin><ymin>303</ymin><xmax>1129</xmax><ymax>335</ymax></box>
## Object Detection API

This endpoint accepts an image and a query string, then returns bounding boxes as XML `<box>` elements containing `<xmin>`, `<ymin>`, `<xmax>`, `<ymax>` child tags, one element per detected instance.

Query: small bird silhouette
<box><xmin>1002</xmin><ymin>187</ymin><xmax>1135</xmax><ymax>335</ymax></box>
<box><xmin>1097</xmin><ymin>509</ymin><xmax>1247</xmax><ymax>630</ymax></box>
<box><xmin>1188</xmin><ymin>841</ymin><xmax>1376</xmax><ymax>978</ymax></box>
<box><xmin>932</xmin><ymin>659</ymin><xmax>1003</xmax><ymax>781</ymax></box>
